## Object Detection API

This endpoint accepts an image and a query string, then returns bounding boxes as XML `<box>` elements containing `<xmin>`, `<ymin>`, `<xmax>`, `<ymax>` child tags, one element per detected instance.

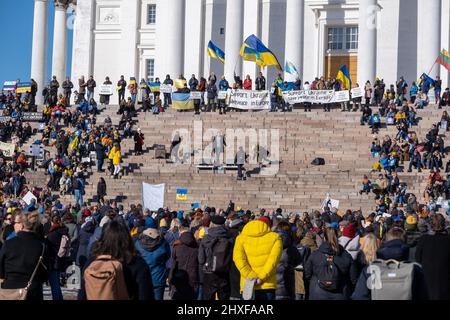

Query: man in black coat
<box><xmin>416</xmin><ymin>214</ymin><xmax>450</xmax><ymax>300</ymax></box>
<box><xmin>95</xmin><ymin>139</ymin><xmax>106</xmax><ymax>172</ymax></box>
<box><xmin>198</xmin><ymin>215</ymin><xmax>232</xmax><ymax>300</ymax></box>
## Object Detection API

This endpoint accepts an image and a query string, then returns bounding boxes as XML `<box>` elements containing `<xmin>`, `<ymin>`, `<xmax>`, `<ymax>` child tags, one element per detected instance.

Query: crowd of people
<box><xmin>0</xmin><ymin>72</ymin><xmax>449</xmax><ymax>301</ymax></box>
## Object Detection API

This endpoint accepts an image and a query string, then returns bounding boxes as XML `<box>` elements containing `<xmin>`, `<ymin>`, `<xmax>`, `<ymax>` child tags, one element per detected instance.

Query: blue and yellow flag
<box><xmin>207</xmin><ymin>41</ymin><xmax>225</xmax><ymax>64</ymax></box>
<box><xmin>240</xmin><ymin>34</ymin><xmax>282</xmax><ymax>71</ymax></box>
<box><xmin>336</xmin><ymin>64</ymin><xmax>351</xmax><ymax>89</ymax></box>
<box><xmin>176</xmin><ymin>189</ymin><xmax>188</xmax><ymax>201</ymax></box>
<box><xmin>16</xmin><ymin>82</ymin><xmax>32</xmax><ymax>94</ymax></box>
<box><xmin>417</xmin><ymin>73</ymin><xmax>435</xmax><ymax>87</ymax></box>
<box><xmin>172</xmin><ymin>93</ymin><xmax>194</xmax><ymax>110</ymax></box>
<box><xmin>148</xmin><ymin>82</ymin><xmax>160</xmax><ymax>92</ymax></box>
<box><xmin>284</xmin><ymin>61</ymin><xmax>299</xmax><ymax>75</ymax></box>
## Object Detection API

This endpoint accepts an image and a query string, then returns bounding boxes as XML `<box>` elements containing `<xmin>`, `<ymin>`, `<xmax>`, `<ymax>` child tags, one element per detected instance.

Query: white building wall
<box><xmin>302</xmin><ymin>2</ymin><xmax>317</xmax><ymax>83</ymax></box>
<box><xmin>184</xmin><ymin>0</ymin><xmax>205</xmax><ymax>78</ymax></box>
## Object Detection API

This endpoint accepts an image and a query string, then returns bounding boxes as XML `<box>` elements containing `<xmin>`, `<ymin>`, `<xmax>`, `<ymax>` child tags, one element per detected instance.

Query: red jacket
<box><xmin>243</xmin><ymin>79</ymin><xmax>252</xmax><ymax>90</ymax></box>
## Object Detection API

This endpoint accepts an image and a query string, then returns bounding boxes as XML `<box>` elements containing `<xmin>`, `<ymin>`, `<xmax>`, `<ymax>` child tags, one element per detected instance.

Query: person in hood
<box><xmin>304</xmin><ymin>227</ymin><xmax>355</xmax><ymax>300</ymax></box>
<box><xmin>198</xmin><ymin>215</ymin><xmax>232</xmax><ymax>300</ymax></box>
<box><xmin>352</xmin><ymin>227</ymin><xmax>428</xmax><ymax>300</ymax></box>
<box><xmin>76</xmin><ymin>216</ymin><xmax>96</xmax><ymax>269</ymax></box>
<box><xmin>338</xmin><ymin>223</ymin><xmax>361</xmax><ymax>260</ymax></box>
<box><xmin>46</xmin><ymin>215</ymin><xmax>69</xmax><ymax>300</ymax></box>
<box><xmin>233</xmin><ymin>218</ymin><xmax>282</xmax><ymax>300</ymax></box>
<box><xmin>226</xmin><ymin>213</ymin><xmax>244</xmax><ymax>300</ymax></box>
<box><xmin>416</xmin><ymin>213</ymin><xmax>450</xmax><ymax>300</ymax></box>
<box><xmin>275</xmin><ymin>221</ymin><xmax>301</xmax><ymax>300</ymax></box>
<box><xmin>135</xmin><ymin>227</ymin><xmax>170</xmax><ymax>300</ymax></box>
<box><xmin>169</xmin><ymin>229</ymin><xmax>199</xmax><ymax>300</ymax></box>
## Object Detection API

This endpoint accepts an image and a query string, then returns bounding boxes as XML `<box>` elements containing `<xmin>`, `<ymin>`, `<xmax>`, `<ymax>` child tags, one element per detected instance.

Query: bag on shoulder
<box><xmin>57</xmin><ymin>234</ymin><xmax>71</xmax><ymax>258</ymax></box>
<box><xmin>0</xmin><ymin>244</ymin><xmax>46</xmax><ymax>300</ymax></box>
<box><xmin>84</xmin><ymin>255</ymin><xmax>130</xmax><ymax>300</ymax></box>
<box><xmin>368</xmin><ymin>259</ymin><xmax>419</xmax><ymax>300</ymax></box>
<box><xmin>317</xmin><ymin>254</ymin><xmax>342</xmax><ymax>292</ymax></box>
<box><xmin>204</xmin><ymin>237</ymin><xmax>232</xmax><ymax>273</ymax></box>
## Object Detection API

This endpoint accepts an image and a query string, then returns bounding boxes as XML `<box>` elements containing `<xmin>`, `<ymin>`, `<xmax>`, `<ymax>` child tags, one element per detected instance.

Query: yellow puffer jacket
<box><xmin>108</xmin><ymin>146</ymin><xmax>117</xmax><ymax>160</ymax></box>
<box><xmin>113</xmin><ymin>150</ymin><xmax>121</xmax><ymax>165</ymax></box>
<box><xmin>233</xmin><ymin>220</ymin><xmax>282</xmax><ymax>291</ymax></box>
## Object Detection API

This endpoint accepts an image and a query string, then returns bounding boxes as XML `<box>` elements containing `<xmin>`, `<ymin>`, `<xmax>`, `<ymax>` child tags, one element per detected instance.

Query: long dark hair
<box><xmin>92</xmin><ymin>220</ymin><xmax>137</xmax><ymax>264</ymax></box>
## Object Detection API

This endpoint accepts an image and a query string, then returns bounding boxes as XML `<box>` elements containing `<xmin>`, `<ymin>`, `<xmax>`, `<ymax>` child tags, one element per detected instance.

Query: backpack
<box><xmin>152</xmin><ymin>106</ymin><xmax>159</xmax><ymax>114</ymax></box>
<box><xmin>84</xmin><ymin>255</ymin><xmax>130</xmax><ymax>300</ymax></box>
<box><xmin>57</xmin><ymin>234</ymin><xmax>71</xmax><ymax>258</ymax></box>
<box><xmin>317</xmin><ymin>254</ymin><xmax>342</xmax><ymax>292</ymax></box>
<box><xmin>311</xmin><ymin>158</ymin><xmax>325</xmax><ymax>165</ymax></box>
<box><xmin>368</xmin><ymin>259</ymin><xmax>419</xmax><ymax>300</ymax></box>
<box><xmin>204</xmin><ymin>237</ymin><xmax>232</xmax><ymax>274</ymax></box>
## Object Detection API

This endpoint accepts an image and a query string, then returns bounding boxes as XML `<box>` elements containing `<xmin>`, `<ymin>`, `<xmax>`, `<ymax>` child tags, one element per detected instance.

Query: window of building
<box><xmin>146</xmin><ymin>59</ymin><xmax>155</xmax><ymax>82</ymax></box>
<box><xmin>327</xmin><ymin>26</ymin><xmax>358</xmax><ymax>51</ymax></box>
<box><xmin>220</xmin><ymin>27</ymin><xmax>225</xmax><ymax>35</ymax></box>
<box><xmin>147</xmin><ymin>4</ymin><xmax>156</xmax><ymax>24</ymax></box>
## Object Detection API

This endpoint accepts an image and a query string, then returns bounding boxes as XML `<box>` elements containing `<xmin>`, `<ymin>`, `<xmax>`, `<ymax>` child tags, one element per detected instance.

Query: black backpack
<box><xmin>317</xmin><ymin>254</ymin><xmax>342</xmax><ymax>292</ymax></box>
<box><xmin>311</xmin><ymin>158</ymin><xmax>325</xmax><ymax>165</ymax></box>
<box><xmin>204</xmin><ymin>237</ymin><xmax>232</xmax><ymax>274</ymax></box>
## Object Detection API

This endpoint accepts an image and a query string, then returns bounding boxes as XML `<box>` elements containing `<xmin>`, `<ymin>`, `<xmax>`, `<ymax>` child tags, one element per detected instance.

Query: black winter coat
<box><xmin>76</xmin><ymin>221</ymin><xmax>96</xmax><ymax>268</ymax></box>
<box><xmin>0</xmin><ymin>232</ymin><xmax>49</xmax><ymax>300</ymax></box>
<box><xmin>97</xmin><ymin>181</ymin><xmax>107</xmax><ymax>198</ymax></box>
<box><xmin>376</xmin><ymin>239</ymin><xmax>410</xmax><ymax>261</ymax></box>
<box><xmin>227</xmin><ymin>222</ymin><xmax>242</xmax><ymax>299</ymax></box>
<box><xmin>304</xmin><ymin>242</ymin><xmax>355</xmax><ymax>300</ymax></box>
<box><xmin>416</xmin><ymin>232</ymin><xmax>450</xmax><ymax>300</ymax></box>
<box><xmin>46</xmin><ymin>224</ymin><xmax>69</xmax><ymax>271</ymax></box>
<box><xmin>276</xmin><ymin>231</ymin><xmax>301</xmax><ymax>299</ymax></box>
<box><xmin>170</xmin><ymin>231</ymin><xmax>199</xmax><ymax>300</ymax></box>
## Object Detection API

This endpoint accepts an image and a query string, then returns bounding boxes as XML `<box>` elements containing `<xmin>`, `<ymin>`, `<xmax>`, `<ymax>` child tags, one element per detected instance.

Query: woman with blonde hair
<box><xmin>0</xmin><ymin>211</ymin><xmax>48</xmax><ymax>300</ymax></box>
<box><xmin>353</xmin><ymin>233</ymin><xmax>380</xmax><ymax>280</ymax></box>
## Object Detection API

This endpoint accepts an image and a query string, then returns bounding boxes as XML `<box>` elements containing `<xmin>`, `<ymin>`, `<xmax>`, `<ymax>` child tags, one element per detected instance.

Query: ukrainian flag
<box><xmin>148</xmin><ymin>82</ymin><xmax>160</xmax><ymax>92</ymax></box>
<box><xmin>336</xmin><ymin>64</ymin><xmax>351</xmax><ymax>89</ymax></box>
<box><xmin>207</xmin><ymin>41</ymin><xmax>225</xmax><ymax>64</ymax></box>
<box><xmin>240</xmin><ymin>34</ymin><xmax>282</xmax><ymax>71</ymax></box>
<box><xmin>176</xmin><ymin>189</ymin><xmax>188</xmax><ymax>201</ymax></box>
<box><xmin>172</xmin><ymin>93</ymin><xmax>194</xmax><ymax>110</ymax></box>
<box><xmin>16</xmin><ymin>82</ymin><xmax>32</xmax><ymax>94</ymax></box>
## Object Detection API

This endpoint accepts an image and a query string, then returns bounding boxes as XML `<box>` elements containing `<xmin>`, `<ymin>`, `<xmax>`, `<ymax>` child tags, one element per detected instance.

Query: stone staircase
<box><xmin>22</xmin><ymin>103</ymin><xmax>448</xmax><ymax>214</ymax></box>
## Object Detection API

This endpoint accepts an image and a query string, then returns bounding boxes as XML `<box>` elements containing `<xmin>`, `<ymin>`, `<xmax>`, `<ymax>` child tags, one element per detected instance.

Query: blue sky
<box><xmin>0</xmin><ymin>0</ymin><xmax>73</xmax><ymax>86</ymax></box>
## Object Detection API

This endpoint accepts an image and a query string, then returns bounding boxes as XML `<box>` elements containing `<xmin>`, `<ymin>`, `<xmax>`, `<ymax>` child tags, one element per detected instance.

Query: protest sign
<box><xmin>330</xmin><ymin>90</ymin><xmax>350</xmax><ymax>103</ymax></box>
<box><xmin>16</xmin><ymin>82</ymin><xmax>32</xmax><ymax>94</ymax></box>
<box><xmin>160</xmin><ymin>84</ymin><xmax>172</xmax><ymax>94</ymax></box>
<box><xmin>282</xmin><ymin>90</ymin><xmax>335</xmax><ymax>104</ymax></box>
<box><xmin>228</xmin><ymin>90</ymin><xmax>270</xmax><ymax>110</ymax></box>
<box><xmin>190</xmin><ymin>91</ymin><xmax>203</xmax><ymax>100</ymax></box>
<box><xmin>0</xmin><ymin>141</ymin><xmax>15</xmax><ymax>157</ymax></box>
<box><xmin>99</xmin><ymin>84</ymin><xmax>114</xmax><ymax>95</ymax></box>
<box><xmin>2</xmin><ymin>81</ymin><xmax>16</xmax><ymax>92</ymax></box>
<box><xmin>142</xmin><ymin>183</ymin><xmax>165</xmax><ymax>211</ymax></box>
<box><xmin>218</xmin><ymin>91</ymin><xmax>228</xmax><ymax>100</ymax></box>
<box><xmin>351</xmin><ymin>87</ymin><xmax>364</xmax><ymax>98</ymax></box>
<box><xmin>22</xmin><ymin>191</ymin><xmax>38</xmax><ymax>206</ymax></box>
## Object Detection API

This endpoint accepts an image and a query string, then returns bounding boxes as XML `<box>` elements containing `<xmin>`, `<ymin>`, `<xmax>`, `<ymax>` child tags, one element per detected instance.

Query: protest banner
<box><xmin>99</xmin><ymin>84</ymin><xmax>114</xmax><ymax>95</ymax></box>
<box><xmin>2</xmin><ymin>81</ymin><xmax>16</xmax><ymax>92</ymax></box>
<box><xmin>0</xmin><ymin>116</ymin><xmax>12</xmax><ymax>123</ymax></box>
<box><xmin>351</xmin><ymin>87</ymin><xmax>364</xmax><ymax>99</ymax></box>
<box><xmin>22</xmin><ymin>191</ymin><xmax>38</xmax><ymax>206</ymax></box>
<box><xmin>228</xmin><ymin>90</ymin><xmax>270</xmax><ymax>110</ymax></box>
<box><xmin>190</xmin><ymin>91</ymin><xmax>203</xmax><ymax>100</ymax></box>
<box><xmin>282</xmin><ymin>90</ymin><xmax>335</xmax><ymax>104</ymax></box>
<box><xmin>330</xmin><ymin>90</ymin><xmax>350</xmax><ymax>103</ymax></box>
<box><xmin>218</xmin><ymin>91</ymin><xmax>228</xmax><ymax>100</ymax></box>
<box><xmin>0</xmin><ymin>141</ymin><xmax>15</xmax><ymax>157</ymax></box>
<box><xmin>160</xmin><ymin>84</ymin><xmax>172</xmax><ymax>94</ymax></box>
<box><xmin>142</xmin><ymin>183</ymin><xmax>165</xmax><ymax>211</ymax></box>
<box><xmin>21</xmin><ymin>112</ymin><xmax>43</xmax><ymax>122</ymax></box>
<box><xmin>16</xmin><ymin>82</ymin><xmax>32</xmax><ymax>94</ymax></box>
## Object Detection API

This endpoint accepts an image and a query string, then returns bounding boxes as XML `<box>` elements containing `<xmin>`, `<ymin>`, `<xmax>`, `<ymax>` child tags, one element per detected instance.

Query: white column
<box><xmin>184</xmin><ymin>0</ymin><xmax>204</xmax><ymax>78</ymax></box>
<box><xmin>284</xmin><ymin>0</ymin><xmax>304</xmax><ymax>81</ymax></box>
<box><xmin>120</xmin><ymin>0</ymin><xmax>140</xmax><ymax>80</ymax></box>
<box><xmin>52</xmin><ymin>0</ymin><xmax>68</xmax><ymax>93</ymax></box>
<box><xmin>417</xmin><ymin>0</ymin><xmax>441</xmax><ymax>79</ymax></box>
<box><xmin>71</xmin><ymin>0</ymin><xmax>95</xmax><ymax>90</ymax></box>
<box><xmin>224</xmin><ymin>0</ymin><xmax>244</xmax><ymax>81</ymax></box>
<box><xmin>242</xmin><ymin>0</ymin><xmax>260</xmax><ymax>84</ymax></box>
<box><xmin>31</xmin><ymin>0</ymin><xmax>48</xmax><ymax>105</ymax></box>
<box><xmin>441</xmin><ymin>0</ymin><xmax>450</xmax><ymax>88</ymax></box>
<box><xmin>165</xmin><ymin>0</ymin><xmax>185</xmax><ymax>78</ymax></box>
<box><xmin>357</xmin><ymin>0</ymin><xmax>378</xmax><ymax>85</ymax></box>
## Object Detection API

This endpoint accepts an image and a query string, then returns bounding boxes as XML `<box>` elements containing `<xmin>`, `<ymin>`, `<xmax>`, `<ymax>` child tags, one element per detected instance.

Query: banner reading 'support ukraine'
<box><xmin>228</xmin><ymin>89</ymin><xmax>270</xmax><ymax>110</ymax></box>
<box><xmin>282</xmin><ymin>90</ymin><xmax>350</xmax><ymax>104</ymax></box>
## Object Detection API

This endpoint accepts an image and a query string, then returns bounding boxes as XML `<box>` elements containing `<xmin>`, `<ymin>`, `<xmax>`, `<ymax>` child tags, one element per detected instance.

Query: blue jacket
<box><xmin>219</xmin><ymin>79</ymin><xmax>229</xmax><ymax>91</ymax></box>
<box><xmin>135</xmin><ymin>237</ymin><xmax>170</xmax><ymax>287</ymax></box>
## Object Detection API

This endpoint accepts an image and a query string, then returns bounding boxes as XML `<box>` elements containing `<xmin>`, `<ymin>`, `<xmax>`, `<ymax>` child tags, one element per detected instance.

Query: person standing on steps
<box><xmin>62</xmin><ymin>77</ymin><xmax>74</xmax><ymax>107</ymax></box>
<box><xmin>134</xmin><ymin>128</ymin><xmax>145</xmax><ymax>156</ymax></box>
<box><xmin>86</xmin><ymin>75</ymin><xmax>97</xmax><ymax>102</ymax></box>
<box><xmin>97</xmin><ymin>177</ymin><xmax>107</xmax><ymax>204</ymax></box>
<box><xmin>100</xmin><ymin>76</ymin><xmax>112</xmax><ymax>106</ymax></box>
<box><xmin>112</xmin><ymin>144</ymin><xmax>122</xmax><ymax>179</ymax></box>
<box><xmin>78</xmin><ymin>75</ymin><xmax>87</xmax><ymax>104</ymax></box>
<box><xmin>163</xmin><ymin>75</ymin><xmax>174</xmax><ymax>109</ymax></box>
<box><xmin>117</xmin><ymin>75</ymin><xmax>127</xmax><ymax>105</ymax></box>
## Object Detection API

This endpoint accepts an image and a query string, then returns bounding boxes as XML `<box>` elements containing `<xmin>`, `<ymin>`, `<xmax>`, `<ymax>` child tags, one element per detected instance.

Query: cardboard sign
<box><xmin>351</xmin><ymin>87</ymin><xmax>364</xmax><ymax>98</ymax></box>
<box><xmin>190</xmin><ymin>92</ymin><xmax>203</xmax><ymax>100</ymax></box>
<box><xmin>21</xmin><ymin>112</ymin><xmax>43</xmax><ymax>121</ymax></box>
<box><xmin>99</xmin><ymin>84</ymin><xmax>114</xmax><ymax>95</ymax></box>
<box><xmin>0</xmin><ymin>141</ymin><xmax>15</xmax><ymax>157</ymax></box>
<box><xmin>22</xmin><ymin>191</ymin><xmax>37</xmax><ymax>206</ymax></box>
<box><xmin>218</xmin><ymin>91</ymin><xmax>228</xmax><ymax>100</ymax></box>
<box><xmin>16</xmin><ymin>82</ymin><xmax>32</xmax><ymax>94</ymax></box>
<box><xmin>160</xmin><ymin>84</ymin><xmax>172</xmax><ymax>94</ymax></box>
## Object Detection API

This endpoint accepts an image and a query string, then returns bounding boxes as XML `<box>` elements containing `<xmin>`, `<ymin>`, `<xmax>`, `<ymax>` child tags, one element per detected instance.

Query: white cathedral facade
<box><xmin>31</xmin><ymin>0</ymin><xmax>450</xmax><ymax>103</ymax></box>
